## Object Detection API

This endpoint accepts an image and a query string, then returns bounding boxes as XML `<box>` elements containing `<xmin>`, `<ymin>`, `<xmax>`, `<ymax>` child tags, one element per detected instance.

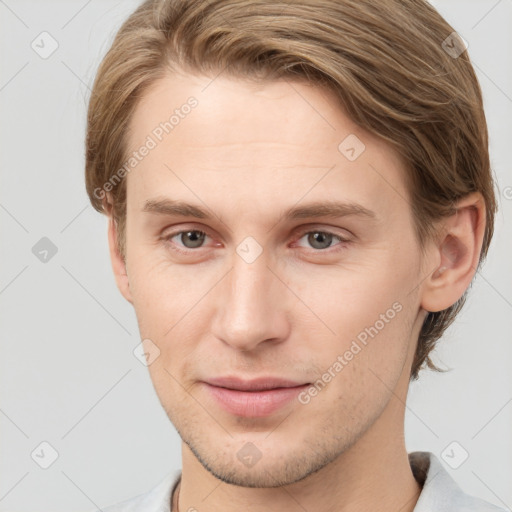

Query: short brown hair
<box><xmin>85</xmin><ymin>0</ymin><xmax>498</xmax><ymax>379</ymax></box>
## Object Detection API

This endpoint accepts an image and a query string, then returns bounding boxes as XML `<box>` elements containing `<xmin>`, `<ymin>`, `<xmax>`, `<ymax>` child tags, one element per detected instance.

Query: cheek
<box><xmin>126</xmin><ymin>241</ymin><xmax>191</xmax><ymax>324</ymax></box>
<box><xmin>296</xmin><ymin>254</ymin><xmax>414</xmax><ymax>334</ymax></box>
<box><xmin>299</xmin><ymin>254</ymin><xmax>419</xmax><ymax>382</ymax></box>
<box><xmin>299</xmin><ymin>298</ymin><xmax>416</xmax><ymax>429</ymax></box>
<box><xmin>126</xmin><ymin>249</ymin><xmax>223</xmax><ymax>372</ymax></box>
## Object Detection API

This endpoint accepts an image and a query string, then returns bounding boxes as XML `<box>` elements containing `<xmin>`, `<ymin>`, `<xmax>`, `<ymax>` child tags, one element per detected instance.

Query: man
<box><xmin>85</xmin><ymin>0</ymin><xmax>503</xmax><ymax>510</ymax></box>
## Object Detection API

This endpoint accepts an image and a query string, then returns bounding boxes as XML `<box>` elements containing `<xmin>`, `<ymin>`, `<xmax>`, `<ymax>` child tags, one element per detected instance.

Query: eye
<box><xmin>162</xmin><ymin>226</ymin><xmax>350</xmax><ymax>255</ymax></box>
<box><xmin>294</xmin><ymin>230</ymin><xmax>349</xmax><ymax>251</ymax></box>
<box><xmin>164</xmin><ymin>229</ymin><xmax>211</xmax><ymax>252</ymax></box>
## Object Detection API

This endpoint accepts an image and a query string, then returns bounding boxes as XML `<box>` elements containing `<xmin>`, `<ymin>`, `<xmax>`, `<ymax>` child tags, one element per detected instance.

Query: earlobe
<box><xmin>107</xmin><ymin>213</ymin><xmax>133</xmax><ymax>305</ymax></box>
<box><xmin>420</xmin><ymin>192</ymin><xmax>486</xmax><ymax>313</ymax></box>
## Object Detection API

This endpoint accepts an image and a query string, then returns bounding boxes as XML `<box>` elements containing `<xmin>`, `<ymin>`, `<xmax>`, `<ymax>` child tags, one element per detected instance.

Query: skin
<box><xmin>105</xmin><ymin>70</ymin><xmax>485</xmax><ymax>512</ymax></box>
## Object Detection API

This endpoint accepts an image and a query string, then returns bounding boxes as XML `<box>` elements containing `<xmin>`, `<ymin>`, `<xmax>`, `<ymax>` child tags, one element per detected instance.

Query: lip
<box><xmin>205</xmin><ymin>376</ymin><xmax>308</xmax><ymax>391</ymax></box>
<box><xmin>202</xmin><ymin>376</ymin><xmax>310</xmax><ymax>417</ymax></box>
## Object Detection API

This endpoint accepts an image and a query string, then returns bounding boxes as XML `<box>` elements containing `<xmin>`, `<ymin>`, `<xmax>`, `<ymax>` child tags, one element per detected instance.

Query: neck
<box><xmin>175</xmin><ymin>394</ymin><xmax>422</xmax><ymax>512</ymax></box>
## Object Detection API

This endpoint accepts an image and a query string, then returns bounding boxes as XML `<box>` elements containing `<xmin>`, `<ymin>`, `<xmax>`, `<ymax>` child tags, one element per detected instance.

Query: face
<box><xmin>116</xmin><ymin>71</ymin><xmax>431</xmax><ymax>487</ymax></box>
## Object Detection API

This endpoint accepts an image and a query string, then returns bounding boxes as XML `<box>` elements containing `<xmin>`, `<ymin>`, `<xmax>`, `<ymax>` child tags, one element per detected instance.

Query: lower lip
<box><xmin>203</xmin><ymin>383</ymin><xmax>309</xmax><ymax>417</ymax></box>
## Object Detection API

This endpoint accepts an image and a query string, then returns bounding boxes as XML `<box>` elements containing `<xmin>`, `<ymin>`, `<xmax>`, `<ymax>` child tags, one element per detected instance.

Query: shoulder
<box><xmin>410</xmin><ymin>451</ymin><xmax>507</xmax><ymax>512</ymax></box>
<box><xmin>90</xmin><ymin>470</ymin><xmax>181</xmax><ymax>512</ymax></box>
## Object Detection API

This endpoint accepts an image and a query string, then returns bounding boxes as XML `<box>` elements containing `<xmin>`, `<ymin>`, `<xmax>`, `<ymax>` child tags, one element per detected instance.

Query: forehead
<box><xmin>125</xmin><ymin>71</ymin><xmax>410</xmax><ymax>224</ymax></box>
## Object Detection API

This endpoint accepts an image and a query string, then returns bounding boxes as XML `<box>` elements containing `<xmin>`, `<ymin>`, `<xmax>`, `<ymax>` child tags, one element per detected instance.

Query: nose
<box><xmin>210</xmin><ymin>248</ymin><xmax>290</xmax><ymax>352</ymax></box>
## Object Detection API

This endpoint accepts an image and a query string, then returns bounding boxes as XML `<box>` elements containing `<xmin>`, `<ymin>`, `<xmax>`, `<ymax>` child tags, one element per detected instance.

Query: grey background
<box><xmin>1</xmin><ymin>0</ymin><xmax>511</xmax><ymax>510</ymax></box>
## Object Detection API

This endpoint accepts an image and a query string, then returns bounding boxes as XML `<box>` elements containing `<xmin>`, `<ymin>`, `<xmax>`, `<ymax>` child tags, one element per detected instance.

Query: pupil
<box><xmin>183</xmin><ymin>231</ymin><xmax>205</xmax><ymax>248</ymax></box>
<box><xmin>308</xmin><ymin>232</ymin><xmax>332</xmax><ymax>249</ymax></box>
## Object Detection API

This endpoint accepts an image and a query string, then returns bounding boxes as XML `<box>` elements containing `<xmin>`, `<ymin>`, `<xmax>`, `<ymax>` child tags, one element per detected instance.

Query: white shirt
<box><xmin>96</xmin><ymin>451</ymin><xmax>506</xmax><ymax>512</ymax></box>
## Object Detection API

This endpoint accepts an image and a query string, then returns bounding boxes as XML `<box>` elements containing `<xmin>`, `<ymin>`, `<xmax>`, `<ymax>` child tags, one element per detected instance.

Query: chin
<box><xmin>179</xmin><ymin>423</ymin><xmax>348</xmax><ymax>488</ymax></box>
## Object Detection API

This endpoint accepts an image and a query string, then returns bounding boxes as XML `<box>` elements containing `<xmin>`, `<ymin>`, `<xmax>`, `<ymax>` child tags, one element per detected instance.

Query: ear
<box><xmin>104</xmin><ymin>195</ymin><xmax>133</xmax><ymax>304</ymax></box>
<box><xmin>420</xmin><ymin>192</ymin><xmax>486</xmax><ymax>313</ymax></box>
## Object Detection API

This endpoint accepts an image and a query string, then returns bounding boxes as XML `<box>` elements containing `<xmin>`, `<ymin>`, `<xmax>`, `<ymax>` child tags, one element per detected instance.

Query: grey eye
<box><xmin>177</xmin><ymin>230</ymin><xmax>206</xmax><ymax>249</ymax></box>
<box><xmin>303</xmin><ymin>232</ymin><xmax>336</xmax><ymax>250</ymax></box>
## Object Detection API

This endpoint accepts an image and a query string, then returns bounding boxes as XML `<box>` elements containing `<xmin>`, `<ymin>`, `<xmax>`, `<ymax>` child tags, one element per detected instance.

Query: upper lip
<box><xmin>204</xmin><ymin>376</ymin><xmax>309</xmax><ymax>391</ymax></box>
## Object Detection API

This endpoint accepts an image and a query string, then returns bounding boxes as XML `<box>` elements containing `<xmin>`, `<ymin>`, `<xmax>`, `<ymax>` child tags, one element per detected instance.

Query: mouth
<box><xmin>202</xmin><ymin>376</ymin><xmax>311</xmax><ymax>417</ymax></box>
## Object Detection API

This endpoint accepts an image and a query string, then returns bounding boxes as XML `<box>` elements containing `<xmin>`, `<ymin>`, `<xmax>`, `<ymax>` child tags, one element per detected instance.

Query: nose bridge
<box><xmin>211</xmin><ymin>245</ymin><xmax>289</xmax><ymax>350</ymax></box>
<box><xmin>232</xmin><ymin>248</ymin><xmax>272</xmax><ymax>304</ymax></box>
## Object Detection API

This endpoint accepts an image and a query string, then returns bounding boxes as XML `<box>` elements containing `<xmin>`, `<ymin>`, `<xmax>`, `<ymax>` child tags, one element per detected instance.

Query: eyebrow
<box><xmin>142</xmin><ymin>197</ymin><xmax>377</xmax><ymax>222</ymax></box>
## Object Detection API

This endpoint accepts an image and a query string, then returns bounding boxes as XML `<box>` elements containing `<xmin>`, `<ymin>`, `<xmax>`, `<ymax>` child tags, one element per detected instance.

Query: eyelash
<box><xmin>161</xmin><ymin>226</ymin><xmax>350</xmax><ymax>255</ymax></box>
